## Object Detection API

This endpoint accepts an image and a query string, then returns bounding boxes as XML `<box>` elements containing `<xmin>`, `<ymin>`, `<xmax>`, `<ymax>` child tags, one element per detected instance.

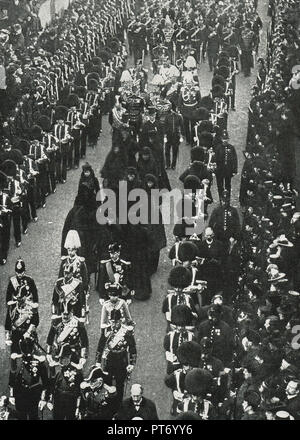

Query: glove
<box><xmin>38</xmin><ymin>400</ymin><xmax>47</xmax><ymax>411</ymax></box>
<box><xmin>75</xmin><ymin>408</ymin><xmax>81</xmax><ymax>420</ymax></box>
<box><xmin>47</xmin><ymin>402</ymin><xmax>53</xmax><ymax>411</ymax></box>
<box><xmin>99</xmin><ymin>298</ymin><xmax>105</xmax><ymax>305</ymax></box>
<box><xmin>79</xmin><ymin>358</ymin><xmax>86</xmax><ymax>369</ymax></box>
<box><xmin>9</xmin><ymin>397</ymin><xmax>15</xmax><ymax>406</ymax></box>
<box><xmin>126</xmin><ymin>364</ymin><xmax>134</xmax><ymax>374</ymax></box>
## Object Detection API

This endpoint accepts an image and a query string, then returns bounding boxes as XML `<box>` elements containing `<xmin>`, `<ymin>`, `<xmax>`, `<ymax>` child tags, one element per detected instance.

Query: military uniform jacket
<box><xmin>97</xmin><ymin>258</ymin><xmax>132</xmax><ymax>299</ymax></box>
<box><xmin>46</xmin><ymin>316</ymin><xmax>89</xmax><ymax>357</ymax></box>
<box><xmin>178</xmin><ymin>86</ymin><xmax>201</xmax><ymax>120</ymax></box>
<box><xmin>215</xmin><ymin>142</ymin><xmax>238</xmax><ymax>176</ymax></box>
<box><xmin>96</xmin><ymin>324</ymin><xmax>137</xmax><ymax>368</ymax></box>
<box><xmin>58</xmin><ymin>255</ymin><xmax>89</xmax><ymax>293</ymax></box>
<box><xmin>164</xmin><ymin>112</ymin><xmax>184</xmax><ymax>138</ymax></box>
<box><xmin>80</xmin><ymin>382</ymin><xmax>117</xmax><ymax>419</ymax></box>
<box><xmin>162</xmin><ymin>291</ymin><xmax>198</xmax><ymax>322</ymax></box>
<box><xmin>209</xmin><ymin>205</ymin><xmax>241</xmax><ymax>242</ymax></box>
<box><xmin>177</xmin><ymin>396</ymin><xmax>216</xmax><ymax>419</ymax></box>
<box><xmin>6</xmin><ymin>275</ymin><xmax>39</xmax><ymax>310</ymax></box>
<box><xmin>9</xmin><ymin>354</ymin><xmax>48</xmax><ymax>395</ymax></box>
<box><xmin>50</xmin><ymin>364</ymin><xmax>83</xmax><ymax>400</ymax></box>
<box><xmin>165</xmin><ymin>368</ymin><xmax>187</xmax><ymax>395</ymax></box>
<box><xmin>196</xmin><ymin>320</ymin><xmax>234</xmax><ymax>366</ymax></box>
<box><xmin>163</xmin><ymin>329</ymin><xmax>195</xmax><ymax>366</ymax></box>
<box><xmin>52</xmin><ymin>277</ymin><xmax>85</xmax><ymax>319</ymax></box>
<box><xmin>140</xmin><ymin>119</ymin><xmax>164</xmax><ymax>145</ymax></box>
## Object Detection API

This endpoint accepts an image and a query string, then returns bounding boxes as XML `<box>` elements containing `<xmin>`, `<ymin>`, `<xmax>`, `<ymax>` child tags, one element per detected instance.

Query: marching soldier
<box><xmin>46</xmin><ymin>306</ymin><xmax>88</xmax><ymax>367</ymax></box>
<box><xmin>0</xmin><ymin>160</ymin><xmax>23</xmax><ymax>247</ymax></box>
<box><xmin>59</xmin><ymin>229</ymin><xmax>89</xmax><ymax>292</ymax></box>
<box><xmin>38</xmin><ymin>115</ymin><xmax>59</xmax><ymax>195</ymax></box>
<box><xmin>95</xmin><ymin>309</ymin><xmax>137</xmax><ymax>406</ymax></box>
<box><xmin>9</xmin><ymin>334</ymin><xmax>48</xmax><ymax>420</ymax></box>
<box><xmin>177</xmin><ymin>368</ymin><xmax>217</xmax><ymax>419</ymax></box>
<box><xmin>215</xmin><ymin>138</ymin><xmax>238</xmax><ymax>201</ymax></box>
<box><xmin>165</xmin><ymin>340</ymin><xmax>201</xmax><ymax>415</ymax></box>
<box><xmin>80</xmin><ymin>365</ymin><xmax>117</xmax><ymax>420</ymax></box>
<box><xmin>5</xmin><ymin>258</ymin><xmax>39</xmax><ymax>351</ymax></box>
<box><xmin>48</xmin><ymin>343</ymin><xmax>83</xmax><ymax>420</ymax></box>
<box><xmin>162</xmin><ymin>266</ymin><xmax>198</xmax><ymax>327</ymax></box>
<box><xmin>66</xmin><ymin>94</ymin><xmax>85</xmax><ymax>169</ymax></box>
<box><xmin>52</xmin><ymin>265</ymin><xmax>86</xmax><ymax>322</ymax></box>
<box><xmin>29</xmin><ymin>130</ymin><xmax>49</xmax><ymax>209</ymax></box>
<box><xmin>209</xmin><ymin>190</ymin><xmax>241</xmax><ymax>245</ymax></box>
<box><xmin>100</xmin><ymin>284</ymin><xmax>133</xmax><ymax>330</ymax></box>
<box><xmin>164</xmin><ymin>305</ymin><xmax>195</xmax><ymax>374</ymax></box>
<box><xmin>178</xmin><ymin>81</ymin><xmax>201</xmax><ymax>145</ymax></box>
<box><xmin>19</xmin><ymin>141</ymin><xmax>39</xmax><ymax>223</ymax></box>
<box><xmin>97</xmin><ymin>243</ymin><xmax>134</xmax><ymax>303</ymax></box>
<box><xmin>0</xmin><ymin>171</ymin><xmax>12</xmax><ymax>265</ymax></box>
<box><xmin>164</xmin><ymin>105</ymin><xmax>184</xmax><ymax>170</ymax></box>
<box><xmin>53</xmin><ymin>106</ymin><xmax>71</xmax><ymax>184</ymax></box>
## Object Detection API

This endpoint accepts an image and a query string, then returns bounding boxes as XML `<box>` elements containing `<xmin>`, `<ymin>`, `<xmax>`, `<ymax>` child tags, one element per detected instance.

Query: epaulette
<box><xmin>61</xmin><ymin>256</ymin><xmax>68</xmax><ymax>260</ymax></box>
<box><xmin>120</xmin><ymin>259</ymin><xmax>131</xmax><ymax>265</ymax></box>
<box><xmin>100</xmin><ymin>259</ymin><xmax>111</xmax><ymax>264</ymax></box>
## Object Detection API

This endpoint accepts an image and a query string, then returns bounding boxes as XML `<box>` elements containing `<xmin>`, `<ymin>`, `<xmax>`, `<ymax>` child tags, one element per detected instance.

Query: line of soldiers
<box><xmin>0</xmin><ymin>0</ymin><xmax>146</xmax><ymax>421</ymax></box>
<box><xmin>160</xmin><ymin>0</ymin><xmax>300</xmax><ymax>421</ymax></box>
<box><xmin>3</xmin><ymin>232</ymin><xmax>141</xmax><ymax>419</ymax></box>
<box><xmin>127</xmin><ymin>0</ymin><xmax>262</xmax><ymax>73</ymax></box>
<box><xmin>0</xmin><ymin>0</ymin><xmax>135</xmax><ymax>265</ymax></box>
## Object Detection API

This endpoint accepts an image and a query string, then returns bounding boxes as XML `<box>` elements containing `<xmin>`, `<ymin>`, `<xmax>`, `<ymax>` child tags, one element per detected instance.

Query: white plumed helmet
<box><xmin>64</xmin><ymin>230</ymin><xmax>81</xmax><ymax>249</ymax></box>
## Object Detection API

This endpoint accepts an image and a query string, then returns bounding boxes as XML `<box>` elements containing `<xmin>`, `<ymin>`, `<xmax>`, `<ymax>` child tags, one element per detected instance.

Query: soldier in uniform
<box><xmin>125</xmin><ymin>85</ymin><xmax>144</xmax><ymax>136</ymax></box>
<box><xmin>38</xmin><ymin>115</ymin><xmax>59</xmax><ymax>195</ymax></box>
<box><xmin>162</xmin><ymin>266</ymin><xmax>198</xmax><ymax>327</ymax></box>
<box><xmin>97</xmin><ymin>243</ymin><xmax>134</xmax><ymax>303</ymax></box>
<box><xmin>164</xmin><ymin>104</ymin><xmax>184</xmax><ymax>170</ymax></box>
<box><xmin>209</xmin><ymin>190</ymin><xmax>241</xmax><ymax>245</ymax></box>
<box><xmin>80</xmin><ymin>365</ymin><xmax>117</xmax><ymax>420</ymax></box>
<box><xmin>177</xmin><ymin>368</ymin><xmax>216</xmax><ymax>419</ymax></box>
<box><xmin>46</xmin><ymin>306</ymin><xmax>88</xmax><ymax>367</ymax></box>
<box><xmin>164</xmin><ymin>305</ymin><xmax>195</xmax><ymax>374</ymax></box>
<box><xmin>59</xmin><ymin>229</ymin><xmax>89</xmax><ymax>300</ymax></box>
<box><xmin>66</xmin><ymin>94</ymin><xmax>85</xmax><ymax>169</ymax></box>
<box><xmin>165</xmin><ymin>340</ymin><xmax>202</xmax><ymax>415</ymax></box>
<box><xmin>48</xmin><ymin>343</ymin><xmax>83</xmax><ymax>420</ymax></box>
<box><xmin>52</xmin><ymin>265</ymin><xmax>86</xmax><ymax>322</ymax></box>
<box><xmin>95</xmin><ymin>309</ymin><xmax>137</xmax><ymax>406</ymax></box>
<box><xmin>28</xmin><ymin>130</ymin><xmax>49</xmax><ymax>209</ymax></box>
<box><xmin>52</xmin><ymin>105</ymin><xmax>71</xmax><ymax>184</ymax></box>
<box><xmin>215</xmin><ymin>137</ymin><xmax>238</xmax><ymax>201</ymax></box>
<box><xmin>0</xmin><ymin>159</ymin><xmax>23</xmax><ymax>247</ymax></box>
<box><xmin>5</xmin><ymin>259</ymin><xmax>39</xmax><ymax>352</ymax></box>
<box><xmin>0</xmin><ymin>170</ymin><xmax>12</xmax><ymax>264</ymax></box>
<box><xmin>19</xmin><ymin>140</ymin><xmax>39</xmax><ymax>223</ymax></box>
<box><xmin>178</xmin><ymin>81</ymin><xmax>201</xmax><ymax>145</ymax></box>
<box><xmin>9</xmin><ymin>335</ymin><xmax>48</xmax><ymax>420</ymax></box>
<box><xmin>100</xmin><ymin>284</ymin><xmax>133</xmax><ymax>330</ymax></box>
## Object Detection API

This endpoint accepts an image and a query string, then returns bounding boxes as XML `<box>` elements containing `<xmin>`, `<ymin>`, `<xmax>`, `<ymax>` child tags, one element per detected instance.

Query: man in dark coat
<box><xmin>115</xmin><ymin>383</ymin><xmax>159</xmax><ymax>420</ymax></box>
<box><xmin>209</xmin><ymin>190</ymin><xmax>241</xmax><ymax>245</ymax></box>
<box><xmin>215</xmin><ymin>139</ymin><xmax>238</xmax><ymax>200</ymax></box>
<box><xmin>196</xmin><ymin>227</ymin><xmax>225</xmax><ymax>303</ymax></box>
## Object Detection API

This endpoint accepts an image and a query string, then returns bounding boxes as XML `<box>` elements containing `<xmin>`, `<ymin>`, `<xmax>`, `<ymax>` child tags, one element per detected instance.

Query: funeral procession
<box><xmin>0</xmin><ymin>0</ymin><xmax>300</xmax><ymax>424</ymax></box>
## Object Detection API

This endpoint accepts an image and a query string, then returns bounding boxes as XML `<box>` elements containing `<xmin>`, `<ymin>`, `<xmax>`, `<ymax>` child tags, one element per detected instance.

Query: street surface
<box><xmin>0</xmin><ymin>0</ymin><xmax>271</xmax><ymax>419</ymax></box>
